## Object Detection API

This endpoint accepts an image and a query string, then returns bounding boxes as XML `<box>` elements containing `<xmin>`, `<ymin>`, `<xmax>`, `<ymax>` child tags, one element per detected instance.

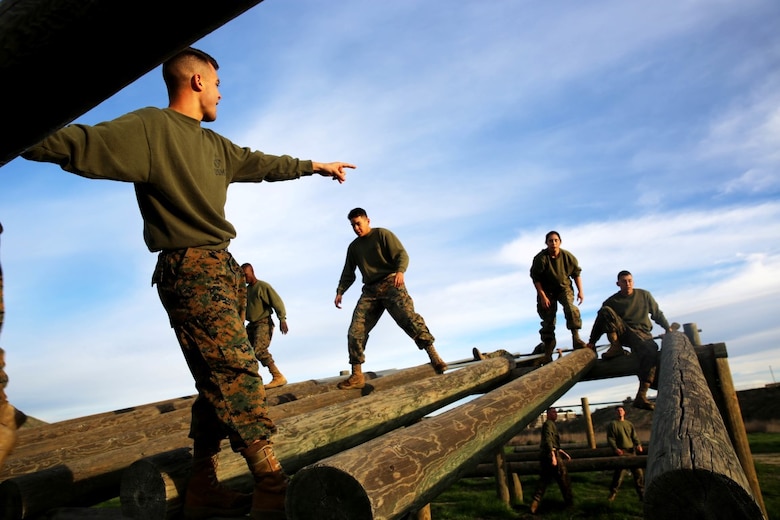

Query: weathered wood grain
<box><xmin>286</xmin><ymin>348</ymin><xmax>596</xmax><ymax>520</ymax></box>
<box><xmin>120</xmin><ymin>358</ymin><xmax>515</xmax><ymax>519</ymax></box>
<box><xmin>644</xmin><ymin>331</ymin><xmax>764</xmax><ymax>520</ymax></box>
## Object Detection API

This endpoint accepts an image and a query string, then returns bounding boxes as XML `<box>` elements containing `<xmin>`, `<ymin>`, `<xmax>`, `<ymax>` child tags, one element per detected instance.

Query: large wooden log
<box><xmin>0</xmin><ymin>366</ymin><xmax>436</xmax><ymax>519</ymax></box>
<box><xmin>120</xmin><ymin>358</ymin><xmax>514</xmax><ymax>519</ymax></box>
<box><xmin>0</xmin><ymin>0</ymin><xmax>265</xmax><ymax>167</ymax></box>
<box><xmin>644</xmin><ymin>332</ymin><xmax>764</xmax><ymax>520</ymax></box>
<box><xmin>285</xmin><ymin>348</ymin><xmax>596</xmax><ymax>520</ymax></box>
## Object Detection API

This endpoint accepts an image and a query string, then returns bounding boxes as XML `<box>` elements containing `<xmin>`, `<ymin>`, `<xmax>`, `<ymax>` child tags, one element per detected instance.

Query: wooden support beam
<box><xmin>120</xmin><ymin>358</ymin><xmax>515</xmax><ymax>519</ymax></box>
<box><xmin>644</xmin><ymin>332</ymin><xmax>764</xmax><ymax>519</ymax></box>
<box><xmin>0</xmin><ymin>0</ymin><xmax>265</xmax><ymax>167</ymax></box>
<box><xmin>466</xmin><ymin>454</ymin><xmax>647</xmax><ymax>477</ymax></box>
<box><xmin>285</xmin><ymin>348</ymin><xmax>596</xmax><ymax>520</ymax></box>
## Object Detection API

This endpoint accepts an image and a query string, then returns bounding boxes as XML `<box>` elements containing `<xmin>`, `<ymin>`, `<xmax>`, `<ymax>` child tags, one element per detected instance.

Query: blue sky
<box><xmin>1</xmin><ymin>0</ymin><xmax>779</xmax><ymax>422</ymax></box>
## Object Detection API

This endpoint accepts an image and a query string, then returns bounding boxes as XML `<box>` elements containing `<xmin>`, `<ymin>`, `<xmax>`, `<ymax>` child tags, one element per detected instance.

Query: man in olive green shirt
<box><xmin>587</xmin><ymin>271</ymin><xmax>672</xmax><ymax>411</ymax></box>
<box><xmin>606</xmin><ymin>405</ymin><xmax>645</xmax><ymax>501</ymax></box>
<box><xmin>334</xmin><ymin>208</ymin><xmax>445</xmax><ymax>389</ymax></box>
<box><xmin>242</xmin><ymin>263</ymin><xmax>288</xmax><ymax>390</ymax></box>
<box><xmin>530</xmin><ymin>230</ymin><xmax>587</xmax><ymax>362</ymax></box>
<box><xmin>23</xmin><ymin>47</ymin><xmax>356</xmax><ymax>519</ymax></box>
<box><xmin>529</xmin><ymin>407</ymin><xmax>573</xmax><ymax>514</ymax></box>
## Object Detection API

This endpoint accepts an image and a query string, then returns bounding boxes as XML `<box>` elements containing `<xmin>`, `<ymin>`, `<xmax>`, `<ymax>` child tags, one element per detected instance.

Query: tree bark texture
<box><xmin>285</xmin><ymin>348</ymin><xmax>596</xmax><ymax>520</ymax></box>
<box><xmin>644</xmin><ymin>331</ymin><xmax>764</xmax><ymax>520</ymax></box>
<box><xmin>120</xmin><ymin>358</ymin><xmax>514</xmax><ymax>519</ymax></box>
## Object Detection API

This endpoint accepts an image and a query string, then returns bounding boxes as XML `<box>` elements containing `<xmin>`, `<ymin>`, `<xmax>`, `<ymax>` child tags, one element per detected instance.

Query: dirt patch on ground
<box><xmin>752</xmin><ymin>453</ymin><xmax>780</xmax><ymax>466</ymax></box>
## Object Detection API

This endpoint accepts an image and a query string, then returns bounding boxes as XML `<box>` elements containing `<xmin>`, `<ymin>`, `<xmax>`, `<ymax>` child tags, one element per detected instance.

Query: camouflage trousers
<box><xmin>153</xmin><ymin>248</ymin><xmax>274</xmax><ymax>451</ymax></box>
<box><xmin>532</xmin><ymin>453</ymin><xmax>573</xmax><ymax>507</ymax></box>
<box><xmin>610</xmin><ymin>448</ymin><xmax>644</xmax><ymax>498</ymax></box>
<box><xmin>537</xmin><ymin>285</ymin><xmax>582</xmax><ymax>343</ymax></box>
<box><xmin>246</xmin><ymin>317</ymin><xmax>275</xmax><ymax>367</ymax></box>
<box><xmin>591</xmin><ymin>305</ymin><xmax>659</xmax><ymax>384</ymax></box>
<box><xmin>347</xmin><ymin>274</ymin><xmax>435</xmax><ymax>365</ymax></box>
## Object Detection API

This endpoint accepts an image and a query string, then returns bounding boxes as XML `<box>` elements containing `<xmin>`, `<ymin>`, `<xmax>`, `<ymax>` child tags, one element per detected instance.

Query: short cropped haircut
<box><xmin>348</xmin><ymin>208</ymin><xmax>368</xmax><ymax>220</ymax></box>
<box><xmin>617</xmin><ymin>270</ymin><xmax>632</xmax><ymax>280</ymax></box>
<box><xmin>162</xmin><ymin>47</ymin><xmax>220</xmax><ymax>95</ymax></box>
<box><xmin>545</xmin><ymin>230</ymin><xmax>561</xmax><ymax>242</ymax></box>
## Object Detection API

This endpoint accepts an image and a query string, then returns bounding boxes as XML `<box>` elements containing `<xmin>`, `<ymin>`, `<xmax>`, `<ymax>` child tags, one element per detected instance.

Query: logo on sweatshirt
<box><xmin>213</xmin><ymin>158</ymin><xmax>226</xmax><ymax>176</ymax></box>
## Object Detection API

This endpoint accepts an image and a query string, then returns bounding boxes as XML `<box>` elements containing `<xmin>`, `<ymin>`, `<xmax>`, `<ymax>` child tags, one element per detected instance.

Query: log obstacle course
<box><xmin>0</xmin><ymin>324</ymin><xmax>768</xmax><ymax>519</ymax></box>
<box><xmin>644</xmin><ymin>331</ymin><xmax>765</xmax><ymax>520</ymax></box>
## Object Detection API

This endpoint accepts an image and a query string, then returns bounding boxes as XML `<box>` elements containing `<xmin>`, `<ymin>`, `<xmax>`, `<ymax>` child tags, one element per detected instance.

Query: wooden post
<box><xmin>493</xmin><ymin>447</ymin><xmax>510</xmax><ymax>505</ymax></box>
<box><xmin>683</xmin><ymin>322</ymin><xmax>702</xmax><ymax>345</ymax></box>
<box><xmin>414</xmin><ymin>504</ymin><xmax>431</xmax><ymax>520</ymax></box>
<box><xmin>285</xmin><ymin>348</ymin><xmax>596</xmax><ymax>519</ymax></box>
<box><xmin>580</xmin><ymin>397</ymin><xmax>596</xmax><ymax>449</ymax></box>
<box><xmin>510</xmin><ymin>473</ymin><xmax>523</xmax><ymax>505</ymax></box>
<box><xmin>644</xmin><ymin>332</ymin><xmax>764</xmax><ymax>519</ymax></box>
<box><xmin>711</xmin><ymin>344</ymin><xmax>768</xmax><ymax>519</ymax></box>
<box><xmin>120</xmin><ymin>358</ymin><xmax>516</xmax><ymax>519</ymax></box>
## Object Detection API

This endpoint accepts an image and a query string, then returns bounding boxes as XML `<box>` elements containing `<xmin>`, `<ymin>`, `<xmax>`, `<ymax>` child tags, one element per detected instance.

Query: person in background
<box><xmin>22</xmin><ymin>47</ymin><xmax>356</xmax><ymax>520</ymax></box>
<box><xmin>530</xmin><ymin>231</ymin><xmax>586</xmax><ymax>364</ymax></box>
<box><xmin>606</xmin><ymin>405</ymin><xmax>645</xmax><ymax>502</ymax></box>
<box><xmin>242</xmin><ymin>263</ymin><xmax>288</xmax><ymax>389</ymax></box>
<box><xmin>529</xmin><ymin>407</ymin><xmax>573</xmax><ymax>514</ymax></box>
<box><xmin>334</xmin><ymin>208</ymin><xmax>445</xmax><ymax>389</ymax></box>
<box><xmin>586</xmin><ymin>270</ymin><xmax>671</xmax><ymax>411</ymax></box>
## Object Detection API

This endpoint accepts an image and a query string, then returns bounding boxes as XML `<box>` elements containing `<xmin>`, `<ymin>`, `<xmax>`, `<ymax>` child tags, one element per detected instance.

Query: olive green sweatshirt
<box><xmin>602</xmin><ymin>288</ymin><xmax>670</xmax><ymax>334</ymax></box>
<box><xmin>337</xmin><ymin>228</ymin><xmax>409</xmax><ymax>295</ymax></box>
<box><xmin>22</xmin><ymin>107</ymin><xmax>313</xmax><ymax>252</ymax></box>
<box><xmin>246</xmin><ymin>279</ymin><xmax>286</xmax><ymax>323</ymax></box>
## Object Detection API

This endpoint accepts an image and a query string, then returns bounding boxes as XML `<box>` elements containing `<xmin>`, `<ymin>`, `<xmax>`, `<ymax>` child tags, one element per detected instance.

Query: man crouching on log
<box><xmin>22</xmin><ymin>48</ymin><xmax>355</xmax><ymax>520</ymax></box>
<box><xmin>586</xmin><ymin>270</ymin><xmax>672</xmax><ymax>411</ymax></box>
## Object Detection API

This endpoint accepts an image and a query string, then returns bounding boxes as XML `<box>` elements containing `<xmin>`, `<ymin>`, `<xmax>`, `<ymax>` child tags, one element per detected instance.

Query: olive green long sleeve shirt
<box><xmin>337</xmin><ymin>227</ymin><xmax>409</xmax><ymax>295</ymax></box>
<box><xmin>23</xmin><ymin>107</ymin><xmax>314</xmax><ymax>252</ymax></box>
<box><xmin>246</xmin><ymin>280</ymin><xmax>287</xmax><ymax>324</ymax></box>
<box><xmin>602</xmin><ymin>288</ymin><xmax>670</xmax><ymax>334</ymax></box>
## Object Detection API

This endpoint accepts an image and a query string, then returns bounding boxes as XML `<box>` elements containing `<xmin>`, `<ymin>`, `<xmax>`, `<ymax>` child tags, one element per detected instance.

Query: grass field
<box><xmin>428</xmin><ymin>432</ymin><xmax>780</xmax><ymax>520</ymax></box>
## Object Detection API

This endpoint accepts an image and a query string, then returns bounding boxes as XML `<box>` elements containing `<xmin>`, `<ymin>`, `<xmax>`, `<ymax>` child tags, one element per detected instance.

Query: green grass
<box><xmin>429</xmin><ymin>433</ymin><xmax>780</xmax><ymax>519</ymax></box>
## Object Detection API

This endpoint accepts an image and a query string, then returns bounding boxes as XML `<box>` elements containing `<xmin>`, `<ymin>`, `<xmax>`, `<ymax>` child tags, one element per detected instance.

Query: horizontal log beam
<box><xmin>466</xmin><ymin>455</ymin><xmax>647</xmax><ymax>477</ymax></box>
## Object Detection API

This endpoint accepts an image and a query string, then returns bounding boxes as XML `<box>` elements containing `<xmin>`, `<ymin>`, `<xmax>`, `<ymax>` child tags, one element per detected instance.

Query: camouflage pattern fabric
<box><xmin>347</xmin><ymin>275</ymin><xmax>434</xmax><ymax>365</ymax></box>
<box><xmin>247</xmin><ymin>317</ymin><xmax>275</xmax><ymax>367</ymax></box>
<box><xmin>536</xmin><ymin>284</ymin><xmax>582</xmax><ymax>344</ymax></box>
<box><xmin>153</xmin><ymin>248</ymin><xmax>274</xmax><ymax>450</ymax></box>
<box><xmin>591</xmin><ymin>305</ymin><xmax>659</xmax><ymax>384</ymax></box>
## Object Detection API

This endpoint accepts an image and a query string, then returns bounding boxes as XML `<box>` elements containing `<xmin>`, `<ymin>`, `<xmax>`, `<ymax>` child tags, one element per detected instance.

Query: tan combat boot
<box><xmin>264</xmin><ymin>362</ymin><xmax>287</xmax><ymax>390</ymax></box>
<box><xmin>571</xmin><ymin>329</ymin><xmax>587</xmax><ymax>350</ymax></box>
<box><xmin>183</xmin><ymin>446</ymin><xmax>252</xmax><ymax>520</ymax></box>
<box><xmin>337</xmin><ymin>364</ymin><xmax>365</xmax><ymax>390</ymax></box>
<box><xmin>534</xmin><ymin>338</ymin><xmax>556</xmax><ymax>366</ymax></box>
<box><xmin>601</xmin><ymin>332</ymin><xmax>627</xmax><ymax>360</ymax></box>
<box><xmin>425</xmin><ymin>345</ymin><xmax>447</xmax><ymax>373</ymax></box>
<box><xmin>242</xmin><ymin>440</ymin><xmax>288</xmax><ymax>520</ymax></box>
<box><xmin>633</xmin><ymin>381</ymin><xmax>655</xmax><ymax>411</ymax></box>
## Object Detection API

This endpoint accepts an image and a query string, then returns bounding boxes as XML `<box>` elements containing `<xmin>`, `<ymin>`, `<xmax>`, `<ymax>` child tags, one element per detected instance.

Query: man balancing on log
<box><xmin>586</xmin><ymin>270</ymin><xmax>673</xmax><ymax>411</ymax></box>
<box><xmin>22</xmin><ymin>47</ymin><xmax>356</xmax><ymax>520</ymax></box>
<box><xmin>334</xmin><ymin>208</ymin><xmax>446</xmax><ymax>389</ymax></box>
